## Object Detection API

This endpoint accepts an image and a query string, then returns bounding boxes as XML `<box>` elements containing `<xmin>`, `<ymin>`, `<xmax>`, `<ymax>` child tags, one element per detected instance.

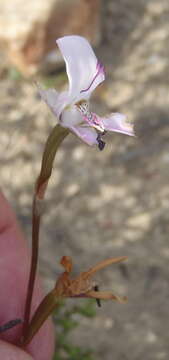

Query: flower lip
<box><xmin>76</xmin><ymin>101</ymin><xmax>105</xmax><ymax>134</ymax></box>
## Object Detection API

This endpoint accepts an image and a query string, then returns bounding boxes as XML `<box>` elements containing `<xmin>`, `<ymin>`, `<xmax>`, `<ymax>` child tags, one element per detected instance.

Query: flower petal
<box><xmin>83</xmin><ymin>257</ymin><xmax>127</xmax><ymax>279</ymax></box>
<box><xmin>61</xmin><ymin>106</ymin><xmax>83</xmax><ymax>127</ymax></box>
<box><xmin>101</xmin><ymin>113</ymin><xmax>135</xmax><ymax>136</ymax></box>
<box><xmin>38</xmin><ymin>85</ymin><xmax>68</xmax><ymax>118</ymax></box>
<box><xmin>56</xmin><ymin>35</ymin><xmax>105</xmax><ymax>104</ymax></box>
<box><xmin>85</xmin><ymin>290</ymin><xmax>127</xmax><ymax>303</ymax></box>
<box><xmin>60</xmin><ymin>104</ymin><xmax>98</xmax><ymax>145</ymax></box>
<box><xmin>69</xmin><ymin>125</ymin><xmax>98</xmax><ymax>146</ymax></box>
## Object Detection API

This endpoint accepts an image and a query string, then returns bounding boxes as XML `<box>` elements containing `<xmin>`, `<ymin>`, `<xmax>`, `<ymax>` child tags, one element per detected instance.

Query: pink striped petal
<box><xmin>56</xmin><ymin>36</ymin><xmax>105</xmax><ymax>104</ymax></box>
<box><xmin>101</xmin><ymin>113</ymin><xmax>134</xmax><ymax>136</ymax></box>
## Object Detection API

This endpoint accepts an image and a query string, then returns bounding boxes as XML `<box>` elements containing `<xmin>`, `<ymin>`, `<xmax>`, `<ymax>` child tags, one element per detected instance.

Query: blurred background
<box><xmin>1</xmin><ymin>0</ymin><xmax>169</xmax><ymax>359</ymax></box>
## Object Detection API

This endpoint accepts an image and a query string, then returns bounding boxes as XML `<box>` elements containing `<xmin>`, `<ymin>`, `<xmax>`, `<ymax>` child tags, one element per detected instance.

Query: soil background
<box><xmin>1</xmin><ymin>0</ymin><xmax>169</xmax><ymax>359</ymax></box>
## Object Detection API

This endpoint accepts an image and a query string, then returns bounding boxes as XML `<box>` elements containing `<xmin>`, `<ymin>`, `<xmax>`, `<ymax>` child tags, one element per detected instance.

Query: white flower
<box><xmin>39</xmin><ymin>35</ymin><xmax>134</xmax><ymax>150</ymax></box>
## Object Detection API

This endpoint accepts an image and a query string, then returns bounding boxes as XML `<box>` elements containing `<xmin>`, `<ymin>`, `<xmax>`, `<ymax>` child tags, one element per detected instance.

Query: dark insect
<box><xmin>94</xmin><ymin>285</ymin><xmax>102</xmax><ymax>307</ymax></box>
<box><xmin>97</xmin><ymin>132</ymin><xmax>106</xmax><ymax>151</ymax></box>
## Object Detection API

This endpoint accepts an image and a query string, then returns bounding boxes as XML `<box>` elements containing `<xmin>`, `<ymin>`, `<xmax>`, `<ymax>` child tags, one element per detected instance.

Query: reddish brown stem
<box><xmin>22</xmin><ymin>125</ymin><xmax>69</xmax><ymax>339</ymax></box>
<box><xmin>23</xmin><ymin>197</ymin><xmax>40</xmax><ymax>337</ymax></box>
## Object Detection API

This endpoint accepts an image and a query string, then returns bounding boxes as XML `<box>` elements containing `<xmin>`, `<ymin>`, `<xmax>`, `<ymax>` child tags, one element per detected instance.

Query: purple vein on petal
<box><xmin>80</xmin><ymin>62</ymin><xmax>105</xmax><ymax>94</ymax></box>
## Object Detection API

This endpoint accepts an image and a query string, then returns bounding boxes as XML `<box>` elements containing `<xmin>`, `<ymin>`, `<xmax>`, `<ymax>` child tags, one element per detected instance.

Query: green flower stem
<box><xmin>23</xmin><ymin>125</ymin><xmax>69</xmax><ymax>338</ymax></box>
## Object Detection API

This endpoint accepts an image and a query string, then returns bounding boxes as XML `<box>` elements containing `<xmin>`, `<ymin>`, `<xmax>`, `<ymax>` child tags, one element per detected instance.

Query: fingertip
<box><xmin>0</xmin><ymin>191</ymin><xmax>17</xmax><ymax>232</ymax></box>
<box><xmin>27</xmin><ymin>318</ymin><xmax>55</xmax><ymax>360</ymax></box>
<box><xmin>0</xmin><ymin>340</ymin><xmax>34</xmax><ymax>360</ymax></box>
<box><xmin>0</xmin><ymin>192</ymin><xmax>55</xmax><ymax>359</ymax></box>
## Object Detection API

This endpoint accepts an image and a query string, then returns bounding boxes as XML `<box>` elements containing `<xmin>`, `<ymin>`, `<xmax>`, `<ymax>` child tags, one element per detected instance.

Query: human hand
<box><xmin>0</xmin><ymin>192</ymin><xmax>54</xmax><ymax>359</ymax></box>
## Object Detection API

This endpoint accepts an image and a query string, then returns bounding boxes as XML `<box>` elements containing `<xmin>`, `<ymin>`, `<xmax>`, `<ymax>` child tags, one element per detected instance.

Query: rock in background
<box><xmin>0</xmin><ymin>0</ymin><xmax>101</xmax><ymax>75</ymax></box>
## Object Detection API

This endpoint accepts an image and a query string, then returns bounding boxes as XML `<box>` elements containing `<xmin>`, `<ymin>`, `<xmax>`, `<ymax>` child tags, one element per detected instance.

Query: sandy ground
<box><xmin>1</xmin><ymin>0</ymin><xmax>169</xmax><ymax>359</ymax></box>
